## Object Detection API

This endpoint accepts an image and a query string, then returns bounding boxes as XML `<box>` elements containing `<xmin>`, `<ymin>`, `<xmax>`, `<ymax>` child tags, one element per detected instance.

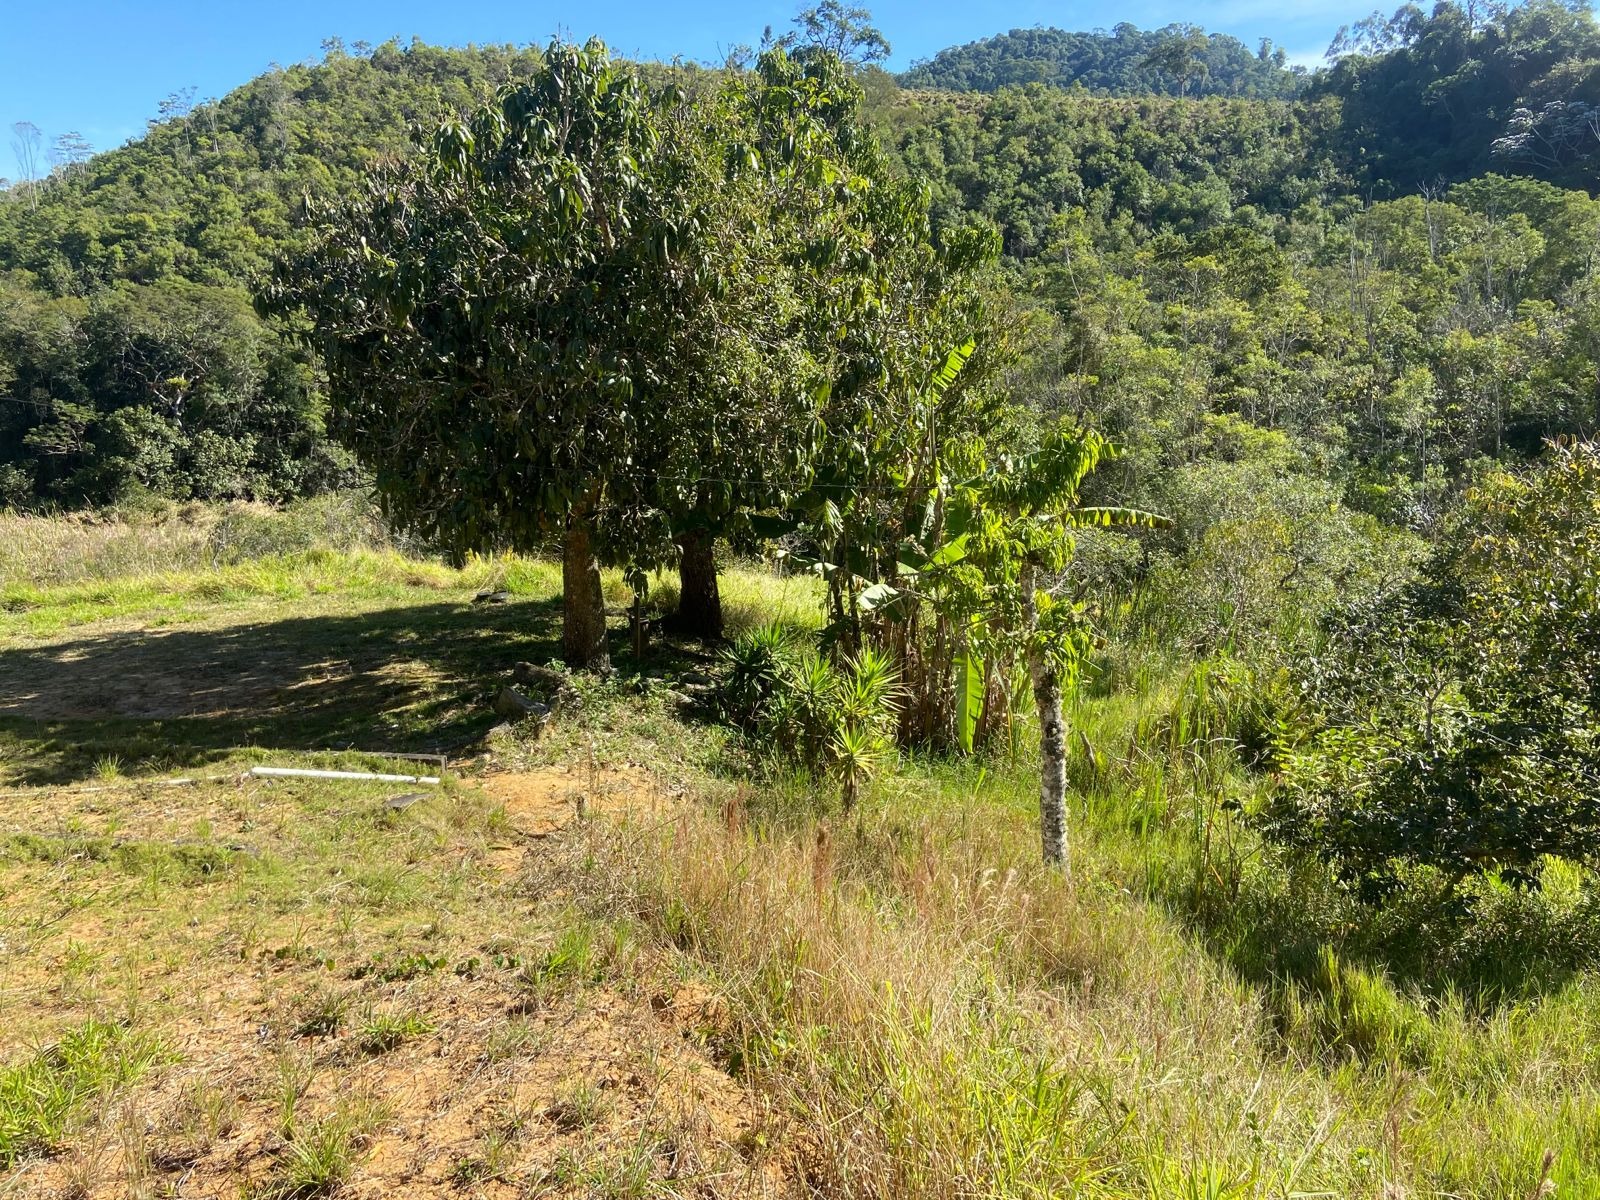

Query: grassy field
<box><xmin>0</xmin><ymin>504</ymin><xmax>1596</xmax><ymax>1198</ymax></box>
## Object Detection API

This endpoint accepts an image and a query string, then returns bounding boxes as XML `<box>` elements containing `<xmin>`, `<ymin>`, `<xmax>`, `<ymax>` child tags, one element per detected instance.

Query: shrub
<box><xmin>1263</xmin><ymin>442</ymin><xmax>1600</xmax><ymax>898</ymax></box>
<box><xmin>721</xmin><ymin>626</ymin><xmax>902</xmax><ymax>809</ymax></box>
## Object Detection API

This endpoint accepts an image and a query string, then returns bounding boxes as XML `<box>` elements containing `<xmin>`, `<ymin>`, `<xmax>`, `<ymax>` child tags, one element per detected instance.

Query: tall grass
<box><xmin>0</xmin><ymin>492</ymin><xmax>401</xmax><ymax>589</ymax></box>
<box><xmin>549</xmin><ymin>657</ymin><xmax>1600</xmax><ymax>1198</ymax></box>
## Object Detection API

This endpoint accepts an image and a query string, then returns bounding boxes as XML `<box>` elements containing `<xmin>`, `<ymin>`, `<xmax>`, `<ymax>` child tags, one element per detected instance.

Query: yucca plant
<box><xmin>830</xmin><ymin>723</ymin><xmax>891</xmax><ymax>812</ymax></box>
<box><xmin>720</xmin><ymin>620</ymin><xmax>796</xmax><ymax>730</ymax></box>
<box><xmin>783</xmin><ymin>651</ymin><xmax>842</xmax><ymax>772</ymax></box>
<box><xmin>826</xmin><ymin>649</ymin><xmax>904</xmax><ymax>811</ymax></box>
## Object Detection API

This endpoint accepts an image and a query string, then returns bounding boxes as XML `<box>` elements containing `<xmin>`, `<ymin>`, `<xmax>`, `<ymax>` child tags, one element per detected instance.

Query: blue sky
<box><xmin>3</xmin><ymin>0</ymin><xmax>1377</xmax><ymax>170</ymax></box>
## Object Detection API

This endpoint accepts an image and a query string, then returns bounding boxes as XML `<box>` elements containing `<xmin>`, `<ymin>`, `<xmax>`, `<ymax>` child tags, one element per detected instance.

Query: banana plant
<box><xmin>961</xmin><ymin>426</ymin><xmax>1167</xmax><ymax>868</ymax></box>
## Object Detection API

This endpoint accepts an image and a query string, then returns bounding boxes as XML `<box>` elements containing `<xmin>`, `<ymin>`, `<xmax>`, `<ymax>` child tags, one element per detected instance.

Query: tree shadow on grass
<box><xmin>0</xmin><ymin>597</ymin><xmax>577</xmax><ymax>785</ymax></box>
<box><xmin>0</xmin><ymin>594</ymin><xmax>734</xmax><ymax>786</ymax></box>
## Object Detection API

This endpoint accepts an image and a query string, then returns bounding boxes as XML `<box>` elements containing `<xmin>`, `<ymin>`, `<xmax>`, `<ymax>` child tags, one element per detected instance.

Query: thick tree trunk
<box><xmin>676</xmin><ymin>528</ymin><xmax>723</xmax><ymax>640</ymax></box>
<box><xmin>563</xmin><ymin>500</ymin><xmax>610</xmax><ymax>673</ymax></box>
<box><xmin>1022</xmin><ymin>563</ymin><xmax>1068</xmax><ymax>869</ymax></box>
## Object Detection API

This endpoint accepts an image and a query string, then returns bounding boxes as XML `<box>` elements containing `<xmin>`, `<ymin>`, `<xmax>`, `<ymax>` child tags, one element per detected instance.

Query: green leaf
<box><xmin>927</xmin><ymin>533</ymin><xmax>970</xmax><ymax>568</ymax></box>
<box><xmin>955</xmin><ymin>633</ymin><xmax>983</xmax><ymax>754</ymax></box>
<box><xmin>748</xmin><ymin>513</ymin><xmax>801</xmax><ymax>540</ymax></box>
<box><xmin>929</xmin><ymin>340</ymin><xmax>976</xmax><ymax>397</ymax></box>
<box><xmin>859</xmin><ymin>582</ymin><xmax>899</xmax><ymax>612</ymax></box>
<box><xmin>1066</xmin><ymin>506</ymin><xmax>1170</xmax><ymax>529</ymax></box>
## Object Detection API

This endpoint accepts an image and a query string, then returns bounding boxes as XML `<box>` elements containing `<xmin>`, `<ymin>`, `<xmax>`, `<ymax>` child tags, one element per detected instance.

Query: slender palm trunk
<box><xmin>563</xmin><ymin>497</ymin><xmax>610</xmax><ymax>672</ymax></box>
<box><xmin>1021</xmin><ymin>562</ymin><xmax>1068</xmax><ymax>869</ymax></box>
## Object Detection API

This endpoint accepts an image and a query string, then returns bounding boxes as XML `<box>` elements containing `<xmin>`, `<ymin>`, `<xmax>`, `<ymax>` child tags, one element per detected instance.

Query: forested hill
<box><xmin>1312</xmin><ymin>0</ymin><xmax>1600</xmax><ymax>192</ymax></box>
<box><xmin>7</xmin><ymin>1</ymin><xmax>1600</xmax><ymax>513</ymax></box>
<box><xmin>0</xmin><ymin>39</ymin><xmax>543</xmax><ymax>290</ymax></box>
<box><xmin>898</xmin><ymin>24</ymin><xmax>1306</xmax><ymax>98</ymax></box>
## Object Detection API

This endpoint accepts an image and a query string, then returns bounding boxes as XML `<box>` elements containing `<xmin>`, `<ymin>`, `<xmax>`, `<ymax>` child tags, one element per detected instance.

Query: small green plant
<box><xmin>166</xmin><ymin>1079</ymin><xmax>238</xmax><ymax>1161</ymax></box>
<box><xmin>449</xmin><ymin>1097</ymin><xmax>531</xmax><ymax>1184</ymax></box>
<box><xmin>273</xmin><ymin>1049</ymin><xmax>315</xmax><ymax>1140</ymax></box>
<box><xmin>518</xmin><ymin>922</ymin><xmax>609</xmax><ymax>1000</ymax></box>
<box><xmin>293</xmin><ymin>987</ymin><xmax>351</xmax><ymax>1038</ymax></box>
<box><xmin>356</xmin><ymin>1009</ymin><xmax>434</xmax><ymax>1054</ymax></box>
<box><xmin>548</xmin><ymin>1079</ymin><xmax>608</xmax><ymax>1131</ymax></box>
<box><xmin>483</xmin><ymin>1018</ymin><xmax>546</xmax><ymax>1062</ymax></box>
<box><xmin>720</xmin><ymin>620</ymin><xmax>797</xmax><ymax>730</ymax></box>
<box><xmin>0</xmin><ymin>1020</ymin><xmax>168</xmax><ymax>1166</ymax></box>
<box><xmin>726</xmin><ymin>636</ymin><xmax>902</xmax><ymax>810</ymax></box>
<box><xmin>93</xmin><ymin>755</ymin><xmax>124</xmax><ymax>781</ymax></box>
<box><xmin>266</xmin><ymin>1096</ymin><xmax>391</xmax><ymax>1198</ymax></box>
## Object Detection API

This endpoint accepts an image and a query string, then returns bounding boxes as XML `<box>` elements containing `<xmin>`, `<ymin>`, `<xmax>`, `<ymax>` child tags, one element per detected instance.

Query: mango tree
<box><xmin>261</xmin><ymin>40</ymin><xmax>840</xmax><ymax>666</ymax></box>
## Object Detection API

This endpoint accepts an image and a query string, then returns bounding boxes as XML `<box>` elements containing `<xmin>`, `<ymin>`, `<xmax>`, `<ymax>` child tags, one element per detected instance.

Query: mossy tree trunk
<box><xmin>564</xmin><ymin>497</ymin><xmax>610</xmax><ymax>672</ymax></box>
<box><xmin>1021</xmin><ymin>562</ymin><xmax>1068</xmax><ymax>869</ymax></box>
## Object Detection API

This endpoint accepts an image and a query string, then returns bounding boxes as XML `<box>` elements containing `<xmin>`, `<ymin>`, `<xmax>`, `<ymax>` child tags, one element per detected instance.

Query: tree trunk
<box><xmin>1022</xmin><ymin>563</ymin><xmax>1068</xmax><ymax>869</ymax></box>
<box><xmin>563</xmin><ymin>500</ymin><xmax>610</xmax><ymax>672</ymax></box>
<box><xmin>675</xmin><ymin>528</ymin><xmax>723</xmax><ymax>640</ymax></box>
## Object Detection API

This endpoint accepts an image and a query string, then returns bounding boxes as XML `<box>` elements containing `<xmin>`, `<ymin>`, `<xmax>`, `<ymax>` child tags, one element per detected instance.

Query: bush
<box><xmin>1262</xmin><ymin>442</ymin><xmax>1600</xmax><ymax>899</ymax></box>
<box><xmin>721</xmin><ymin>624</ymin><xmax>901</xmax><ymax>809</ymax></box>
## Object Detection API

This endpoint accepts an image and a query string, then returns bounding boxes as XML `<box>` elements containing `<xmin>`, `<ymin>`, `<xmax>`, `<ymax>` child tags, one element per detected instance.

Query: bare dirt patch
<box><xmin>0</xmin><ymin>760</ymin><xmax>780</xmax><ymax>1198</ymax></box>
<box><xmin>482</xmin><ymin>765</ymin><xmax>676</xmax><ymax>837</ymax></box>
<box><xmin>14</xmin><ymin>977</ymin><xmax>787</xmax><ymax>1198</ymax></box>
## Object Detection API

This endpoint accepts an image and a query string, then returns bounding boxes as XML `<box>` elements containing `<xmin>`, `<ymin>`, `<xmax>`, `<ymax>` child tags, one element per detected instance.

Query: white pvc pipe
<box><xmin>248</xmin><ymin>767</ymin><xmax>441</xmax><ymax>785</ymax></box>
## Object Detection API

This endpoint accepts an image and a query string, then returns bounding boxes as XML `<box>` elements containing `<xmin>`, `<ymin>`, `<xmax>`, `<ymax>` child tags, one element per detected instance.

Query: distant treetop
<box><xmin>898</xmin><ymin>23</ymin><xmax>1308</xmax><ymax>98</ymax></box>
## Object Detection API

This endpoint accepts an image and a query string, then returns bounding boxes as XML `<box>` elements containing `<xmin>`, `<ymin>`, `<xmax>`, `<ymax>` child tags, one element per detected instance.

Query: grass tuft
<box><xmin>0</xmin><ymin>1020</ymin><xmax>169</xmax><ymax>1167</ymax></box>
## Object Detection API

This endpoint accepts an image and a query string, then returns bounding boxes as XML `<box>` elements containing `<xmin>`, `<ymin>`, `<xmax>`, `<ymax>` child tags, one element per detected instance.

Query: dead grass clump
<box><xmin>554</xmin><ymin>806</ymin><xmax>1357</xmax><ymax>1198</ymax></box>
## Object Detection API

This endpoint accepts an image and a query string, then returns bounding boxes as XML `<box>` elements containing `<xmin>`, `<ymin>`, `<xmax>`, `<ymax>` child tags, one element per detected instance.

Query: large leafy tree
<box><xmin>262</xmin><ymin>40</ymin><xmax>848</xmax><ymax>667</ymax></box>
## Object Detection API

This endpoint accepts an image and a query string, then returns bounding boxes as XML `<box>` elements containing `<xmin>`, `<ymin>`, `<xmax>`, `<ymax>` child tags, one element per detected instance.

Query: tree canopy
<box><xmin>899</xmin><ymin>24</ymin><xmax>1306</xmax><ymax>98</ymax></box>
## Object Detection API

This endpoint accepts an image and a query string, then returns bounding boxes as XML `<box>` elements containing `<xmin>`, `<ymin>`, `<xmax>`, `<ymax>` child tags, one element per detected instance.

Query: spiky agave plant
<box><xmin>720</xmin><ymin>620</ymin><xmax>796</xmax><ymax>730</ymax></box>
<box><xmin>828</xmin><ymin>648</ymin><xmax>903</xmax><ymax>811</ymax></box>
<box><xmin>785</xmin><ymin>650</ymin><xmax>842</xmax><ymax>772</ymax></box>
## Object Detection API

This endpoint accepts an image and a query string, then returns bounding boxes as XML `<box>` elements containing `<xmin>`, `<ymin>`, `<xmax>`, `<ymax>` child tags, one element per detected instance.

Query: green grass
<box><xmin>1</xmin><ymin>507</ymin><xmax>1596</xmax><ymax>1197</ymax></box>
<box><xmin>356</xmin><ymin>1009</ymin><xmax>435</xmax><ymax>1054</ymax></box>
<box><xmin>0</xmin><ymin>1020</ymin><xmax>169</xmax><ymax>1166</ymax></box>
<box><xmin>264</xmin><ymin>1095</ymin><xmax>393</xmax><ymax>1198</ymax></box>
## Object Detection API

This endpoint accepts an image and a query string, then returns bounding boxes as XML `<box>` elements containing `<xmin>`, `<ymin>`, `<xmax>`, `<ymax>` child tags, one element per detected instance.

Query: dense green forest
<box><xmin>898</xmin><ymin>23</ymin><xmax>1307</xmax><ymax>97</ymax></box>
<box><xmin>7</xmin><ymin>2</ymin><xmax>1600</xmax><ymax>512</ymax></box>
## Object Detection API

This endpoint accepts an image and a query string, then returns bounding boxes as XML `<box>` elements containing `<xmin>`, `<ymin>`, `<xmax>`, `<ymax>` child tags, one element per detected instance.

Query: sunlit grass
<box><xmin>0</xmin><ymin>1021</ymin><xmax>170</xmax><ymax>1166</ymax></box>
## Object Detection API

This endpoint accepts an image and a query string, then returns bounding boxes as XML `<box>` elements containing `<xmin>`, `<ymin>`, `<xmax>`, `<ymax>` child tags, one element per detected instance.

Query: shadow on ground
<box><xmin>0</xmin><ymin>594</ymin><xmax>727</xmax><ymax>785</ymax></box>
<box><xmin>0</xmin><ymin>597</ymin><xmax>573</xmax><ymax>784</ymax></box>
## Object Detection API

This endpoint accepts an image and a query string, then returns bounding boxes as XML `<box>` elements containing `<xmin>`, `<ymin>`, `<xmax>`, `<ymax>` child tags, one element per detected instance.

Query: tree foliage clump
<box><xmin>264</xmin><ymin>39</ymin><xmax>980</xmax><ymax>669</ymax></box>
<box><xmin>899</xmin><ymin>23</ymin><xmax>1305</xmax><ymax>98</ymax></box>
<box><xmin>1265</xmin><ymin>441</ymin><xmax>1600</xmax><ymax>898</ymax></box>
<box><xmin>1318</xmin><ymin>0</ymin><xmax>1600</xmax><ymax>191</ymax></box>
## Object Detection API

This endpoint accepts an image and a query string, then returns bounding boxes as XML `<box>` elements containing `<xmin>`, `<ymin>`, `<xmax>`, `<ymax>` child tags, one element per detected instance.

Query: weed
<box><xmin>162</xmin><ymin>1079</ymin><xmax>238</xmax><ymax>1163</ymax></box>
<box><xmin>483</xmin><ymin>1018</ymin><xmax>547</xmax><ymax>1062</ymax></box>
<box><xmin>548</xmin><ymin>1079</ymin><xmax>608</xmax><ymax>1131</ymax></box>
<box><xmin>293</xmin><ymin>987</ymin><xmax>351</xmax><ymax>1038</ymax></box>
<box><xmin>356</xmin><ymin>1009</ymin><xmax>435</xmax><ymax>1054</ymax></box>
<box><xmin>0</xmin><ymin>1020</ymin><xmax>168</xmax><ymax>1166</ymax></box>
<box><xmin>273</xmin><ymin>1050</ymin><xmax>315</xmax><ymax>1140</ymax></box>
<box><xmin>264</xmin><ymin>1095</ymin><xmax>391</xmax><ymax>1198</ymax></box>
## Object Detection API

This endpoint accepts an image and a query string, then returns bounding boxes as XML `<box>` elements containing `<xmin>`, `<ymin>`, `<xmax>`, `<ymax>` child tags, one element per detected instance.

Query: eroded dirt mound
<box><xmin>481</xmin><ymin>765</ymin><xmax>677</xmax><ymax>838</ymax></box>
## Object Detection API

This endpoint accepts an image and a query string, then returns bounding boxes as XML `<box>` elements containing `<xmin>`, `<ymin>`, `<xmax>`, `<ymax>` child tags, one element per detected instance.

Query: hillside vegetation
<box><xmin>2</xmin><ymin>1</ymin><xmax>1600</xmax><ymax>1195</ymax></box>
<box><xmin>0</xmin><ymin>506</ymin><xmax>1594</xmax><ymax>1196</ymax></box>
<box><xmin>898</xmin><ymin>23</ymin><xmax>1307</xmax><ymax>97</ymax></box>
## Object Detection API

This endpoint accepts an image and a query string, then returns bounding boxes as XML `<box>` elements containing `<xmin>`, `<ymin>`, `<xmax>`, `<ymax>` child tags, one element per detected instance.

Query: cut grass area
<box><xmin>0</xmin><ymin>547</ymin><xmax>559</xmax><ymax>639</ymax></box>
